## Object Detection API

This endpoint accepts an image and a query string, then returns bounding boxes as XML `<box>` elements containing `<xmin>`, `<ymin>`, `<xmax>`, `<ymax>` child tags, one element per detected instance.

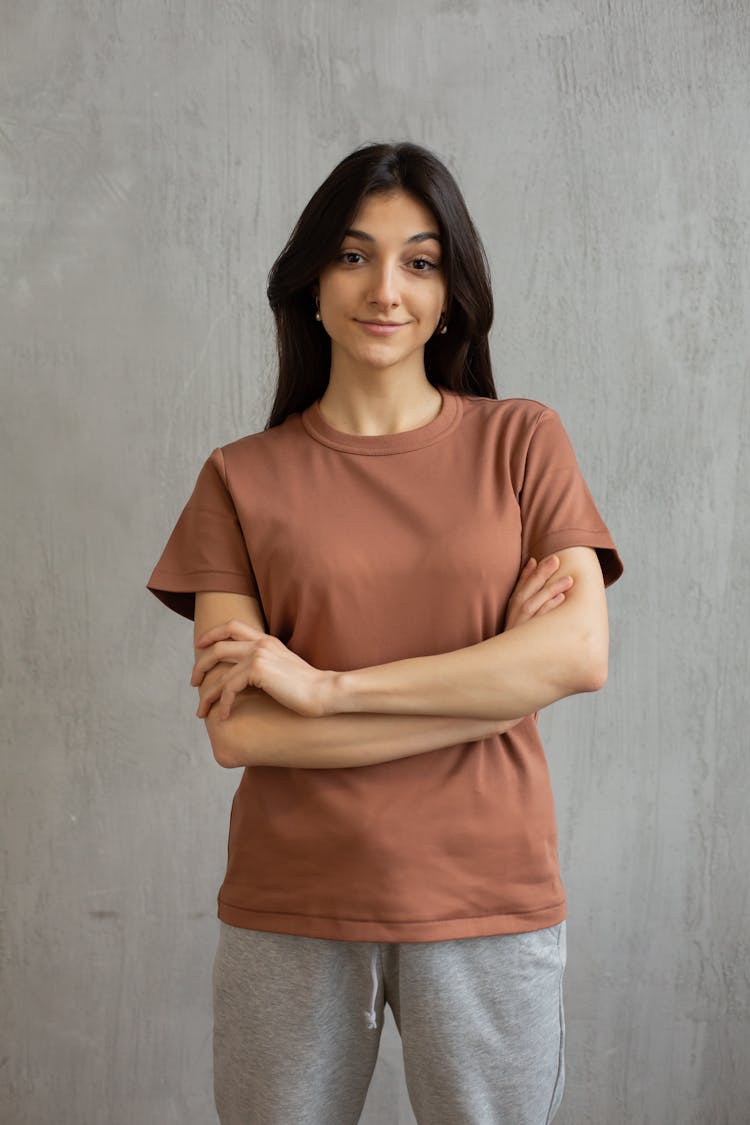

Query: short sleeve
<box><xmin>519</xmin><ymin>408</ymin><xmax>623</xmax><ymax>588</ymax></box>
<box><xmin>146</xmin><ymin>447</ymin><xmax>260</xmax><ymax>621</ymax></box>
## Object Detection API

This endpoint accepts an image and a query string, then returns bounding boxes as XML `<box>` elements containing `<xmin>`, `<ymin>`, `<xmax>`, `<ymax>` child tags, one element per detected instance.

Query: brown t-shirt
<box><xmin>147</xmin><ymin>386</ymin><xmax>623</xmax><ymax>942</ymax></box>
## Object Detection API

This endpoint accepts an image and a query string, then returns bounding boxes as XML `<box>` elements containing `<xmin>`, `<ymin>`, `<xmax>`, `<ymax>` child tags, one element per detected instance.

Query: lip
<box><xmin>355</xmin><ymin>320</ymin><xmax>408</xmax><ymax>336</ymax></box>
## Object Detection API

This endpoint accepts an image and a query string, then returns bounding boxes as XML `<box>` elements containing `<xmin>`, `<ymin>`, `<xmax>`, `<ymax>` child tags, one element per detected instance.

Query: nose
<box><xmin>368</xmin><ymin>259</ymin><xmax>401</xmax><ymax>310</ymax></box>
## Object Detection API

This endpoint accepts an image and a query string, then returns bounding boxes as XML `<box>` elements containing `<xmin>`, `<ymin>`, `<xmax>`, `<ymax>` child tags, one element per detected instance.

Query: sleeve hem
<box><xmin>525</xmin><ymin>529</ymin><xmax>624</xmax><ymax>588</ymax></box>
<box><xmin>146</xmin><ymin>572</ymin><xmax>260</xmax><ymax>622</ymax></box>
<box><xmin>147</xmin><ymin>568</ymin><xmax>256</xmax><ymax>583</ymax></box>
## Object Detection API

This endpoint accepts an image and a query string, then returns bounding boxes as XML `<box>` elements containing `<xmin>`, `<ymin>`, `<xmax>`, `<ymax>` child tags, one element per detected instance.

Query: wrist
<box><xmin>319</xmin><ymin>668</ymin><xmax>362</xmax><ymax>716</ymax></box>
<box><xmin>317</xmin><ymin>668</ymin><xmax>348</xmax><ymax>716</ymax></box>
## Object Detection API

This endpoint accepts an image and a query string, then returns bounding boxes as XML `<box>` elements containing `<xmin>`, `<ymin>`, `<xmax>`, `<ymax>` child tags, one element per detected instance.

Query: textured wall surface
<box><xmin>2</xmin><ymin>2</ymin><xmax>748</xmax><ymax>1123</ymax></box>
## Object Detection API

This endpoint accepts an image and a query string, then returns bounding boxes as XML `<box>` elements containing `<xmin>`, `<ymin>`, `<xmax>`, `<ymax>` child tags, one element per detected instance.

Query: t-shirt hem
<box><xmin>217</xmin><ymin>897</ymin><xmax>567</xmax><ymax>942</ymax></box>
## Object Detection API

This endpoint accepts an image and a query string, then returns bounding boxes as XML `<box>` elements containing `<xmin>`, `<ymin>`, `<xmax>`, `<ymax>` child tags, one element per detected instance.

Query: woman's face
<box><xmin>316</xmin><ymin>190</ymin><xmax>447</xmax><ymax>378</ymax></box>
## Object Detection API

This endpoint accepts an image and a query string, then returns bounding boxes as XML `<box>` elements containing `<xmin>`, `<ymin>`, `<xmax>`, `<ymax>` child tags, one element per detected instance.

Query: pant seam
<box><xmin>544</xmin><ymin>923</ymin><xmax>566</xmax><ymax>1124</ymax></box>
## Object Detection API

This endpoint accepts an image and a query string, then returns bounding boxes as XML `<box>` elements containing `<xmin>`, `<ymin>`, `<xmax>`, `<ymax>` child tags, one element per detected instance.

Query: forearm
<box><xmin>206</xmin><ymin>687</ymin><xmax>517</xmax><ymax>769</ymax></box>
<box><xmin>329</xmin><ymin>598</ymin><xmax>608</xmax><ymax>722</ymax></box>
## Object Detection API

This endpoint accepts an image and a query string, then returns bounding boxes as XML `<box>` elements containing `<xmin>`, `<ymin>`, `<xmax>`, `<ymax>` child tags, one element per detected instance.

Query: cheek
<box><xmin>319</xmin><ymin>277</ymin><xmax>353</xmax><ymax>316</ymax></box>
<box><xmin>422</xmin><ymin>291</ymin><xmax>445</xmax><ymax>325</ymax></box>
<box><xmin>422</xmin><ymin>278</ymin><xmax>446</xmax><ymax>312</ymax></box>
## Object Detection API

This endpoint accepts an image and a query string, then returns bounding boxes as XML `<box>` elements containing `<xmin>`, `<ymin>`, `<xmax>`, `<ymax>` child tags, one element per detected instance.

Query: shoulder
<box><xmin>214</xmin><ymin>411</ymin><xmax>306</xmax><ymax>479</ymax></box>
<box><xmin>221</xmin><ymin>419</ymin><xmax>295</xmax><ymax>458</ymax></box>
<box><xmin>459</xmin><ymin>393</ymin><xmax>557</xmax><ymax>427</ymax></box>
<box><xmin>458</xmin><ymin>394</ymin><xmax>562</xmax><ymax>454</ymax></box>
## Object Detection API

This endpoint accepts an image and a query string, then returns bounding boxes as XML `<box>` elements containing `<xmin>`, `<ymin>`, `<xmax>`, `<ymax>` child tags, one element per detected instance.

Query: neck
<box><xmin>317</xmin><ymin>376</ymin><xmax>442</xmax><ymax>437</ymax></box>
<box><xmin>318</xmin><ymin>352</ymin><xmax>443</xmax><ymax>436</ymax></box>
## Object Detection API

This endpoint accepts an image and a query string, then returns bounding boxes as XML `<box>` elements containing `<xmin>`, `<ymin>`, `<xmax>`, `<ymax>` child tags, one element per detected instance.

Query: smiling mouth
<box><xmin>356</xmin><ymin>320</ymin><xmax>409</xmax><ymax>334</ymax></box>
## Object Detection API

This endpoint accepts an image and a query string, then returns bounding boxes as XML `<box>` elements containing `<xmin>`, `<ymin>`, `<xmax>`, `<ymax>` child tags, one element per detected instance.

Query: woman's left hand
<box><xmin>504</xmin><ymin>554</ymin><xmax>573</xmax><ymax>630</ymax></box>
<box><xmin>192</xmin><ymin>620</ymin><xmax>333</xmax><ymax>721</ymax></box>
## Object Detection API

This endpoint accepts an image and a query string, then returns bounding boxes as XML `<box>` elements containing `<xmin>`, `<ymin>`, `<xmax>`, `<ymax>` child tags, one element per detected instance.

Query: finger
<box><xmin>191</xmin><ymin>658</ymin><xmax>219</xmax><ymax>687</ymax></box>
<box><xmin>195</xmin><ymin>628</ymin><xmax>226</xmax><ymax>648</ymax></box>
<box><xmin>512</xmin><ymin>557</ymin><xmax>536</xmax><ymax>591</ymax></box>
<box><xmin>535</xmin><ymin>592</ymin><xmax>566</xmax><ymax>616</ymax></box>
<box><xmin>196</xmin><ymin>681</ymin><xmax>224</xmax><ymax>717</ymax></box>
<box><xmin>539</xmin><ymin>554</ymin><xmax>561</xmax><ymax>575</ymax></box>
<box><xmin>213</xmin><ymin>658</ymin><xmax>257</xmax><ymax>721</ymax></box>
<box><xmin>191</xmin><ymin>649</ymin><xmax>219</xmax><ymax>685</ymax></box>
<box><xmin>195</xmin><ymin>627</ymin><xmax>246</xmax><ymax>648</ymax></box>
<box><xmin>191</xmin><ymin>640</ymin><xmax>252</xmax><ymax>685</ymax></box>
<box><xmin>520</xmin><ymin>554</ymin><xmax>559</xmax><ymax>596</ymax></box>
<box><xmin>218</xmin><ymin>683</ymin><xmax>240</xmax><ymax>722</ymax></box>
<box><xmin>191</xmin><ymin>648</ymin><xmax>222</xmax><ymax>686</ymax></box>
<box><xmin>544</xmin><ymin>573</ymin><xmax>573</xmax><ymax>595</ymax></box>
<box><xmin>508</xmin><ymin>558</ymin><xmax>555</xmax><ymax>616</ymax></box>
<box><xmin>546</xmin><ymin>573</ymin><xmax>573</xmax><ymax>596</ymax></box>
<box><xmin>195</xmin><ymin>620</ymin><xmax>263</xmax><ymax>647</ymax></box>
<box><xmin>523</xmin><ymin>574</ymin><xmax>573</xmax><ymax>617</ymax></box>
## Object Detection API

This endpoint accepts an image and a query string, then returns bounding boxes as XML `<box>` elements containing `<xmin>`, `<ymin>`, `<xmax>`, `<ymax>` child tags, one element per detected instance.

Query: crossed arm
<box><xmin>191</xmin><ymin>547</ymin><xmax>609</xmax><ymax>770</ymax></box>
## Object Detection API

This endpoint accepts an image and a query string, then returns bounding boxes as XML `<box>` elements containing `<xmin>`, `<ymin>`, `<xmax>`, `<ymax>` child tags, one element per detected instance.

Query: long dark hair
<box><xmin>264</xmin><ymin>141</ymin><xmax>497</xmax><ymax>429</ymax></box>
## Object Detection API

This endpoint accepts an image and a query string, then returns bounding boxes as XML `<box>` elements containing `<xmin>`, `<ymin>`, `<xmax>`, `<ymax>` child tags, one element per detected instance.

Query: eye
<box><xmin>411</xmin><ymin>257</ymin><xmax>439</xmax><ymax>272</ymax></box>
<box><xmin>336</xmin><ymin>250</ymin><xmax>365</xmax><ymax>265</ymax></box>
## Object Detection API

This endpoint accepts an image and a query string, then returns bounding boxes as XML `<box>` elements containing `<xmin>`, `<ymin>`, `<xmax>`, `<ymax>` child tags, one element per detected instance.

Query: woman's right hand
<box><xmin>504</xmin><ymin>554</ymin><xmax>574</xmax><ymax>631</ymax></box>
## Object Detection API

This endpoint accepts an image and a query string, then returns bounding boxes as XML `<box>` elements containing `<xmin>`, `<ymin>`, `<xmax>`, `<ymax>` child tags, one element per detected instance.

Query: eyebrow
<box><xmin>343</xmin><ymin>228</ymin><xmax>442</xmax><ymax>245</ymax></box>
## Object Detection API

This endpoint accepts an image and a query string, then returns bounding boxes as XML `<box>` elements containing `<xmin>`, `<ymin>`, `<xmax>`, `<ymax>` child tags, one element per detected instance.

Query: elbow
<box><xmin>211</xmin><ymin>738</ymin><xmax>239</xmax><ymax>769</ymax></box>
<box><xmin>576</xmin><ymin>638</ymin><xmax>609</xmax><ymax>693</ymax></box>
<box><xmin>567</xmin><ymin>623</ymin><xmax>609</xmax><ymax>695</ymax></box>
<box><xmin>579</xmin><ymin>656</ymin><xmax>608</xmax><ymax>693</ymax></box>
<box><xmin>208</xmin><ymin>728</ymin><xmax>237</xmax><ymax>768</ymax></box>
<box><xmin>204</xmin><ymin>713</ymin><xmax>251</xmax><ymax>769</ymax></box>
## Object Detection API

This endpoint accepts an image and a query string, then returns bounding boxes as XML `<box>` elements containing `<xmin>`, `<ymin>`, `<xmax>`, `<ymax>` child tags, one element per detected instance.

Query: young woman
<box><xmin>147</xmin><ymin>141</ymin><xmax>623</xmax><ymax>1125</ymax></box>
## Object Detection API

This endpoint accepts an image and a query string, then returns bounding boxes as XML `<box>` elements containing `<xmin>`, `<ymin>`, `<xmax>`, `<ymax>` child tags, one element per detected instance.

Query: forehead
<box><xmin>348</xmin><ymin>190</ymin><xmax>440</xmax><ymax>239</ymax></box>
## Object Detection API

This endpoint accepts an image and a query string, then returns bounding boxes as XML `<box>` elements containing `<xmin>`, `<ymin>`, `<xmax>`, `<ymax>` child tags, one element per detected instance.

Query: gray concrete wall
<box><xmin>2</xmin><ymin>2</ymin><xmax>748</xmax><ymax>1122</ymax></box>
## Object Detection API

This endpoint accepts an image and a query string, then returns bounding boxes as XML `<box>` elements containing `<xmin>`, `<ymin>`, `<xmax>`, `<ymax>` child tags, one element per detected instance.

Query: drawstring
<box><xmin>364</xmin><ymin>945</ymin><xmax>379</xmax><ymax>1029</ymax></box>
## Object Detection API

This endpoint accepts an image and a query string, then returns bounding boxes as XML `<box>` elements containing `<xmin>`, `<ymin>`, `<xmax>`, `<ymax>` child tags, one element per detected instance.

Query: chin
<box><xmin>362</xmin><ymin>348</ymin><xmax>421</xmax><ymax>370</ymax></box>
<box><xmin>331</xmin><ymin>329</ymin><xmax>431</xmax><ymax>372</ymax></box>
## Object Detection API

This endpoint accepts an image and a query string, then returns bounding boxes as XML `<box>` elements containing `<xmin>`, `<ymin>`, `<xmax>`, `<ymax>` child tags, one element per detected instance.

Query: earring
<box><xmin>315</xmin><ymin>297</ymin><xmax>321</xmax><ymax>322</ymax></box>
<box><xmin>438</xmin><ymin>313</ymin><xmax>448</xmax><ymax>335</ymax></box>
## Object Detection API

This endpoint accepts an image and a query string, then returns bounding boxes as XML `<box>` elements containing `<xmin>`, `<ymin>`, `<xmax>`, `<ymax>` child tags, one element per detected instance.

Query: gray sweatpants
<box><xmin>213</xmin><ymin>919</ymin><xmax>566</xmax><ymax>1125</ymax></box>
